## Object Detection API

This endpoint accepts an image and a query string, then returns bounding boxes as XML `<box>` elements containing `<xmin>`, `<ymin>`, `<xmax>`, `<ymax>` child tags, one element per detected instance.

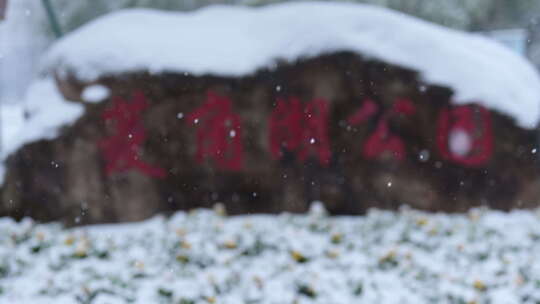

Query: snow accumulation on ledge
<box><xmin>42</xmin><ymin>1</ymin><xmax>540</xmax><ymax>129</ymax></box>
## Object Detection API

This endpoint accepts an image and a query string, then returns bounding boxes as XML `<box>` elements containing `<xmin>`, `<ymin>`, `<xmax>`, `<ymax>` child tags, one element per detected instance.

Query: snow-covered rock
<box><xmin>2</xmin><ymin>2</ymin><xmax>539</xmax><ymax>214</ymax></box>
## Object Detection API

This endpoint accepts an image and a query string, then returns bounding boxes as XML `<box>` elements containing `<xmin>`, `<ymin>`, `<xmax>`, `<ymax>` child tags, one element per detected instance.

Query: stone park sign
<box><xmin>2</xmin><ymin>3</ymin><xmax>540</xmax><ymax>224</ymax></box>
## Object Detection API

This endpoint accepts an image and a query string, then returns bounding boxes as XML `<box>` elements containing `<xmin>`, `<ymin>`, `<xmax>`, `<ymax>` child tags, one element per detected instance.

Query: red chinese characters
<box><xmin>186</xmin><ymin>92</ymin><xmax>244</xmax><ymax>171</ymax></box>
<box><xmin>99</xmin><ymin>88</ymin><xmax>495</xmax><ymax>177</ymax></box>
<box><xmin>269</xmin><ymin>97</ymin><xmax>331</xmax><ymax>166</ymax></box>
<box><xmin>99</xmin><ymin>91</ymin><xmax>166</xmax><ymax>178</ymax></box>
<box><xmin>348</xmin><ymin>98</ymin><xmax>416</xmax><ymax>161</ymax></box>
<box><xmin>436</xmin><ymin>104</ymin><xmax>493</xmax><ymax>167</ymax></box>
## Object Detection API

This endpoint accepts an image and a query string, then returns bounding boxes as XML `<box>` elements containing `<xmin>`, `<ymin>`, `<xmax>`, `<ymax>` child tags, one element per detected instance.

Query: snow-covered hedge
<box><xmin>2</xmin><ymin>206</ymin><xmax>540</xmax><ymax>303</ymax></box>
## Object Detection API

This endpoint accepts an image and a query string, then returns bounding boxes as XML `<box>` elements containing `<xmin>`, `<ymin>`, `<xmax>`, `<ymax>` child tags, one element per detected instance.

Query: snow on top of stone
<box><xmin>43</xmin><ymin>2</ymin><xmax>540</xmax><ymax>128</ymax></box>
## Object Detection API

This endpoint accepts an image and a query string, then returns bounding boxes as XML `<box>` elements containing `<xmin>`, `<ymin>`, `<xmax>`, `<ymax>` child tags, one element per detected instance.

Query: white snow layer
<box><xmin>43</xmin><ymin>2</ymin><xmax>540</xmax><ymax>128</ymax></box>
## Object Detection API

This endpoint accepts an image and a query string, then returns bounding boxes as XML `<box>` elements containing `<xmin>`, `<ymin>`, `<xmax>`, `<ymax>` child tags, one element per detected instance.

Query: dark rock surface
<box><xmin>2</xmin><ymin>52</ymin><xmax>538</xmax><ymax>225</ymax></box>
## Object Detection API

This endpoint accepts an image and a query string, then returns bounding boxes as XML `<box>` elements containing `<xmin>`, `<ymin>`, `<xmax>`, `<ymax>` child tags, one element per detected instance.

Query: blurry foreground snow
<box><xmin>2</xmin><ymin>207</ymin><xmax>540</xmax><ymax>303</ymax></box>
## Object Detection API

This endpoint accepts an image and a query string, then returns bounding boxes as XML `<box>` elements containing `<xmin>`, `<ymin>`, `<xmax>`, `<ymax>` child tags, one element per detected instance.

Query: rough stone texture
<box><xmin>2</xmin><ymin>52</ymin><xmax>539</xmax><ymax>225</ymax></box>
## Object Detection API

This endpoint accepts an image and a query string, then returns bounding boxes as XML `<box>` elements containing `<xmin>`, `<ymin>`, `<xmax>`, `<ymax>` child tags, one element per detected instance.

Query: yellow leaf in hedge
<box><xmin>180</xmin><ymin>240</ymin><xmax>191</xmax><ymax>250</ymax></box>
<box><xmin>64</xmin><ymin>236</ymin><xmax>75</xmax><ymax>246</ymax></box>
<box><xmin>253</xmin><ymin>276</ymin><xmax>263</xmax><ymax>289</ymax></box>
<box><xmin>74</xmin><ymin>241</ymin><xmax>89</xmax><ymax>258</ymax></box>
<box><xmin>175</xmin><ymin>228</ymin><xmax>186</xmax><ymax>237</ymax></box>
<box><xmin>326</xmin><ymin>250</ymin><xmax>339</xmax><ymax>259</ymax></box>
<box><xmin>135</xmin><ymin>260</ymin><xmax>145</xmax><ymax>269</ymax></box>
<box><xmin>206</xmin><ymin>296</ymin><xmax>216</xmax><ymax>303</ymax></box>
<box><xmin>223</xmin><ymin>240</ymin><xmax>237</xmax><ymax>249</ymax></box>
<box><xmin>213</xmin><ymin>203</ymin><xmax>227</xmax><ymax>217</ymax></box>
<box><xmin>416</xmin><ymin>218</ymin><xmax>428</xmax><ymax>226</ymax></box>
<box><xmin>473</xmin><ymin>280</ymin><xmax>486</xmax><ymax>291</ymax></box>
<box><xmin>291</xmin><ymin>250</ymin><xmax>308</xmax><ymax>263</ymax></box>
<box><xmin>381</xmin><ymin>250</ymin><xmax>396</xmax><ymax>261</ymax></box>
<box><xmin>176</xmin><ymin>254</ymin><xmax>189</xmax><ymax>264</ymax></box>
<box><xmin>74</xmin><ymin>248</ymin><xmax>87</xmax><ymax>258</ymax></box>
<box><xmin>405</xmin><ymin>252</ymin><xmax>412</xmax><ymax>260</ymax></box>
<box><xmin>468</xmin><ymin>212</ymin><xmax>480</xmax><ymax>221</ymax></box>
<box><xmin>331</xmin><ymin>233</ymin><xmax>343</xmax><ymax>244</ymax></box>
